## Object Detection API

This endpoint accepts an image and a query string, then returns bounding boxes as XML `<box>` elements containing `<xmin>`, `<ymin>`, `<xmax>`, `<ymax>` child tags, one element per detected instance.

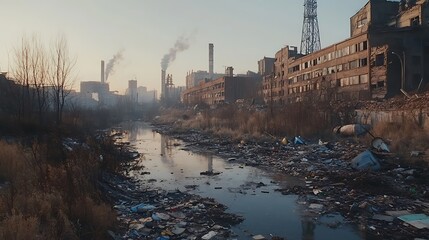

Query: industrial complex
<box><xmin>180</xmin><ymin>0</ymin><xmax>429</xmax><ymax>108</ymax></box>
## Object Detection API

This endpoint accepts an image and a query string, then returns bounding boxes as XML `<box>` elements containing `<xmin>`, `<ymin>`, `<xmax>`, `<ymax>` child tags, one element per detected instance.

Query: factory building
<box><xmin>137</xmin><ymin>87</ymin><xmax>157</xmax><ymax>104</ymax></box>
<box><xmin>182</xmin><ymin>67</ymin><xmax>261</xmax><ymax>106</ymax></box>
<box><xmin>185</xmin><ymin>43</ymin><xmax>225</xmax><ymax>89</ymax></box>
<box><xmin>263</xmin><ymin>0</ymin><xmax>429</xmax><ymax>105</ymax></box>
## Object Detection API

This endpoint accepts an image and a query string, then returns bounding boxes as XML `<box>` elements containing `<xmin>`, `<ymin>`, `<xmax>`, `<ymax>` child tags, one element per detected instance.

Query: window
<box><xmin>343</xmin><ymin>46</ymin><xmax>350</xmax><ymax>56</ymax></box>
<box><xmin>362</xmin><ymin>41</ymin><xmax>368</xmax><ymax>51</ymax></box>
<box><xmin>360</xmin><ymin>58</ymin><xmax>368</xmax><ymax>67</ymax></box>
<box><xmin>337</xmin><ymin>64</ymin><xmax>343</xmax><ymax>72</ymax></box>
<box><xmin>350</xmin><ymin>76</ymin><xmax>359</xmax><ymax>85</ymax></box>
<box><xmin>343</xmin><ymin>62</ymin><xmax>350</xmax><ymax>71</ymax></box>
<box><xmin>350</xmin><ymin>44</ymin><xmax>357</xmax><ymax>54</ymax></box>
<box><xmin>411</xmin><ymin>16</ymin><xmax>420</xmax><ymax>26</ymax></box>
<box><xmin>357</xmin><ymin>18</ymin><xmax>368</xmax><ymax>28</ymax></box>
<box><xmin>350</xmin><ymin>60</ymin><xmax>359</xmax><ymax>69</ymax></box>
<box><xmin>375</xmin><ymin>54</ymin><xmax>384</xmax><ymax>66</ymax></box>
<box><xmin>360</xmin><ymin>74</ymin><xmax>368</xmax><ymax>84</ymax></box>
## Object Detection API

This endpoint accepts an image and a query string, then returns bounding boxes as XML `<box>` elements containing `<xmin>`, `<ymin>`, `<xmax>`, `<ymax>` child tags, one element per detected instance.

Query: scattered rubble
<box><xmin>99</xmin><ymin>171</ymin><xmax>244</xmax><ymax>239</ymax></box>
<box><xmin>153</xmin><ymin>123</ymin><xmax>429</xmax><ymax>239</ymax></box>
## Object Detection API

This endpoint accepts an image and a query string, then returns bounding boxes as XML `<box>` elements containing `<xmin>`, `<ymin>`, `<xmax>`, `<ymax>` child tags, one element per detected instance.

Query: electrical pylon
<box><xmin>300</xmin><ymin>0</ymin><xmax>321</xmax><ymax>55</ymax></box>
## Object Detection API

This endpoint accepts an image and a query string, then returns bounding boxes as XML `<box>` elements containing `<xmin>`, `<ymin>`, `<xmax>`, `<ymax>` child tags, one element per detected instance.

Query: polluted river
<box><xmin>117</xmin><ymin>121</ymin><xmax>363</xmax><ymax>239</ymax></box>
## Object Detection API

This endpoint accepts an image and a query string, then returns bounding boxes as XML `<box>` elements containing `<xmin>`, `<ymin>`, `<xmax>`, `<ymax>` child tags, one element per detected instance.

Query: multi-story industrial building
<box><xmin>258</xmin><ymin>57</ymin><xmax>276</xmax><ymax>76</ymax></box>
<box><xmin>263</xmin><ymin>0</ymin><xmax>429</xmax><ymax>105</ymax></box>
<box><xmin>185</xmin><ymin>70</ymin><xmax>225</xmax><ymax>89</ymax></box>
<box><xmin>182</xmin><ymin>68</ymin><xmax>261</xmax><ymax>106</ymax></box>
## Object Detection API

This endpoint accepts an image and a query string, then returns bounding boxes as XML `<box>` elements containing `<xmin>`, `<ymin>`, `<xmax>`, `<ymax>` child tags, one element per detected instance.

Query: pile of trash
<box><xmin>99</xmin><ymin>169</ymin><xmax>243</xmax><ymax>239</ymax></box>
<box><xmin>153</xmin><ymin>123</ymin><xmax>429</xmax><ymax>239</ymax></box>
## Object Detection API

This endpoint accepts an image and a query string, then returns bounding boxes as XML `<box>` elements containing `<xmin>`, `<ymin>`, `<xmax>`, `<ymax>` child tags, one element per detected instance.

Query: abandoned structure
<box><xmin>263</xmin><ymin>0</ymin><xmax>429</xmax><ymax>105</ymax></box>
<box><xmin>185</xmin><ymin>43</ymin><xmax>225</xmax><ymax>89</ymax></box>
<box><xmin>181</xmin><ymin>67</ymin><xmax>261</xmax><ymax>106</ymax></box>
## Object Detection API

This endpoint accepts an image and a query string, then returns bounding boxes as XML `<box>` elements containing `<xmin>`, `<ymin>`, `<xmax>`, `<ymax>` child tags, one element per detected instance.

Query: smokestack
<box><xmin>101</xmin><ymin>60</ymin><xmax>105</xmax><ymax>83</ymax></box>
<box><xmin>209</xmin><ymin>43</ymin><xmax>214</xmax><ymax>77</ymax></box>
<box><xmin>161</xmin><ymin>70</ymin><xmax>166</xmax><ymax>99</ymax></box>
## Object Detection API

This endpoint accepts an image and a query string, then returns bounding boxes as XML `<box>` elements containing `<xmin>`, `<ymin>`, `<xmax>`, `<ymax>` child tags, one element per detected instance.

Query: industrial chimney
<box><xmin>101</xmin><ymin>60</ymin><xmax>105</xmax><ymax>83</ymax></box>
<box><xmin>209</xmin><ymin>43</ymin><xmax>214</xmax><ymax>77</ymax></box>
<box><xmin>161</xmin><ymin>69</ymin><xmax>166</xmax><ymax>99</ymax></box>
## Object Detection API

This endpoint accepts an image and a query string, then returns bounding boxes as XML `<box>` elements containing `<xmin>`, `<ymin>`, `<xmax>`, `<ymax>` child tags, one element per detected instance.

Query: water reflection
<box><xmin>302</xmin><ymin>218</ymin><xmax>315</xmax><ymax>240</ymax></box>
<box><xmin>121</xmin><ymin>122</ymin><xmax>363</xmax><ymax>240</ymax></box>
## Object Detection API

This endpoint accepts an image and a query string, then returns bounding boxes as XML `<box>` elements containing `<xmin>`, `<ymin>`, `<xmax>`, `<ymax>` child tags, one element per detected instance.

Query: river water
<box><xmin>121</xmin><ymin>121</ymin><xmax>364</xmax><ymax>240</ymax></box>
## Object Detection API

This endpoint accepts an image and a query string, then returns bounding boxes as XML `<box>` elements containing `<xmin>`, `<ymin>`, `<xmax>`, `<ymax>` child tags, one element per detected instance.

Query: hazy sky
<box><xmin>1</xmin><ymin>0</ymin><xmax>370</xmax><ymax>94</ymax></box>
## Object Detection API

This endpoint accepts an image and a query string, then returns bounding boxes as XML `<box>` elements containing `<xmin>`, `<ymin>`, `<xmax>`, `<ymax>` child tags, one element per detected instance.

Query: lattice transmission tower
<box><xmin>300</xmin><ymin>0</ymin><xmax>321</xmax><ymax>55</ymax></box>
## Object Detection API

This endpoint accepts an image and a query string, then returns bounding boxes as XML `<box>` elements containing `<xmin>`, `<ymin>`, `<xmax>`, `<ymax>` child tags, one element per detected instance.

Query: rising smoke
<box><xmin>105</xmin><ymin>50</ymin><xmax>124</xmax><ymax>81</ymax></box>
<box><xmin>161</xmin><ymin>36</ymin><xmax>191</xmax><ymax>70</ymax></box>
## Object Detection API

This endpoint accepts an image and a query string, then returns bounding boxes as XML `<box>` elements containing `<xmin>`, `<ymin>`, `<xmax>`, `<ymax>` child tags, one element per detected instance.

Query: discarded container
<box><xmin>371</xmin><ymin>137</ymin><xmax>390</xmax><ymax>152</ymax></box>
<box><xmin>294</xmin><ymin>136</ymin><xmax>305</xmax><ymax>145</ymax></box>
<box><xmin>281</xmin><ymin>137</ymin><xmax>288</xmax><ymax>145</ymax></box>
<box><xmin>130</xmin><ymin>203</ymin><xmax>156</xmax><ymax>213</ymax></box>
<box><xmin>334</xmin><ymin>124</ymin><xmax>371</xmax><ymax>137</ymax></box>
<box><xmin>351</xmin><ymin>150</ymin><xmax>381</xmax><ymax>171</ymax></box>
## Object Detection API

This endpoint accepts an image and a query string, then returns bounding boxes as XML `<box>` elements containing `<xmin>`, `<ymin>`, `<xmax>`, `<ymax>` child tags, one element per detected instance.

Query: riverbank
<box><xmin>152</xmin><ymin>123</ymin><xmax>429</xmax><ymax>239</ymax></box>
<box><xmin>99</xmin><ymin>126</ymin><xmax>246</xmax><ymax>240</ymax></box>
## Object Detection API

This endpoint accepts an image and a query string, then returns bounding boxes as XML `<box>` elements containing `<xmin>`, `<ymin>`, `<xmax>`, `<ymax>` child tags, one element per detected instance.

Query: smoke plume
<box><xmin>105</xmin><ymin>50</ymin><xmax>124</xmax><ymax>81</ymax></box>
<box><xmin>161</xmin><ymin>36</ymin><xmax>191</xmax><ymax>70</ymax></box>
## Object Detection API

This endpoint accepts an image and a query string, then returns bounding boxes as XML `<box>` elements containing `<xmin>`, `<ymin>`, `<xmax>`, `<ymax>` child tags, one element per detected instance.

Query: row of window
<box><xmin>264</xmin><ymin>74</ymin><xmax>369</xmax><ymax>97</ymax></box>
<box><xmin>202</xmin><ymin>91</ymin><xmax>224</xmax><ymax>99</ymax></box>
<box><xmin>340</xmin><ymin>74</ymin><xmax>368</xmax><ymax>87</ymax></box>
<box><xmin>288</xmin><ymin>58</ymin><xmax>368</xmax><ymax>84</ymax></box>
<box><xmin>288</xmin><ymin>41</ymin><xmax>368</xmax><ymax>73</ymax></box>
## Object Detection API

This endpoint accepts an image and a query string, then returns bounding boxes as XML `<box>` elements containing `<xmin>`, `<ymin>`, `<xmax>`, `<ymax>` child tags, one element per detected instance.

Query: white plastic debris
<box><xmin>201</xmin><ymin>231</ymin><xmax>217</xmax><ymax>240</ymax></box>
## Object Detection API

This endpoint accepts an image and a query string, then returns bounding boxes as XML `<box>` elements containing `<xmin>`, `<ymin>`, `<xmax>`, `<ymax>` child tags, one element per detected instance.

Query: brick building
<box><xmin>263</xmin><ymin>0</ymin><xmax>429</xmax><ymax>105</ymax></box>
<box><xmin>182</xmin><ymin>69</ymin><xmax>261</xmax><ymax>106</ymax></box>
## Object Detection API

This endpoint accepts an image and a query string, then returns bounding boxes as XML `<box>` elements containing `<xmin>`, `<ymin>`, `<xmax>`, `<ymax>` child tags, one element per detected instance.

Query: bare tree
<box><xmin>12</xmin><ymin>36</ymin><xmax>32</xmax><ymax>120</ymax></box>
<box><xmin>11</xmin><ymin>35</ymin><xmax>50</xmax><ymax>124</ymax></box>
<box><xmin>49</xmin><ymin>35</ymin><xmax>76</xmax><ymax>125</ymax></box>
<box><xmin>30</xmin><ymin>35</ymin><xmax>49</xmax><ymax>125</ymax></box>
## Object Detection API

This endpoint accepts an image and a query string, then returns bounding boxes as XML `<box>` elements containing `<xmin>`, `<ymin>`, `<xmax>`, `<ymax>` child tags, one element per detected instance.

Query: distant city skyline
<box><xmin>1</xmin><ymin>0</ymin><xmax>373</xmax><ymax>94</ymax></box>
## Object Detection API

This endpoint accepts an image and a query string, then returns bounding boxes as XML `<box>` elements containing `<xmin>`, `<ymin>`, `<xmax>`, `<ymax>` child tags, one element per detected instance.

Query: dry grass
<box><xmin>0</xmin><ymin>140</ymin><xmax>116</xmax><ymax>239</ymax></box>
<box><xmin>167</xmin><ymin>103</ymin><xmax>332</xmax><ymax>141</ymax></box>
<box><xmin>371</xmin><ymin>121</ymin><xmax>429</xmax><ymax>165</ymax></box>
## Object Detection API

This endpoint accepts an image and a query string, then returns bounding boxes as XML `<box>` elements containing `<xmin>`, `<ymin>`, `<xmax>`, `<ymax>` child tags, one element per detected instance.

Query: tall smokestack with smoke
<box><xmin>161</xmin><ymin>70</ymin><xmax>166</xmax><ymax>100</ymax></box>
<box><xmin>105</xmin><ymin>50</ymin><xmax>124</xmax><ymax>82</ymax></box>
<box><xmin>160</xmin><ymin>36</ymin><xmax>191</xmax><ymax>71</ymax></box>
<box><xmin>209</xmin><ymin>43</ymin><xmax>214</xmax><ymax>77</ymax></box>
<box><xmin>101</xmin><ymin>60</ymin><xmax>105</xmax><ymax>83</ymax></box>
